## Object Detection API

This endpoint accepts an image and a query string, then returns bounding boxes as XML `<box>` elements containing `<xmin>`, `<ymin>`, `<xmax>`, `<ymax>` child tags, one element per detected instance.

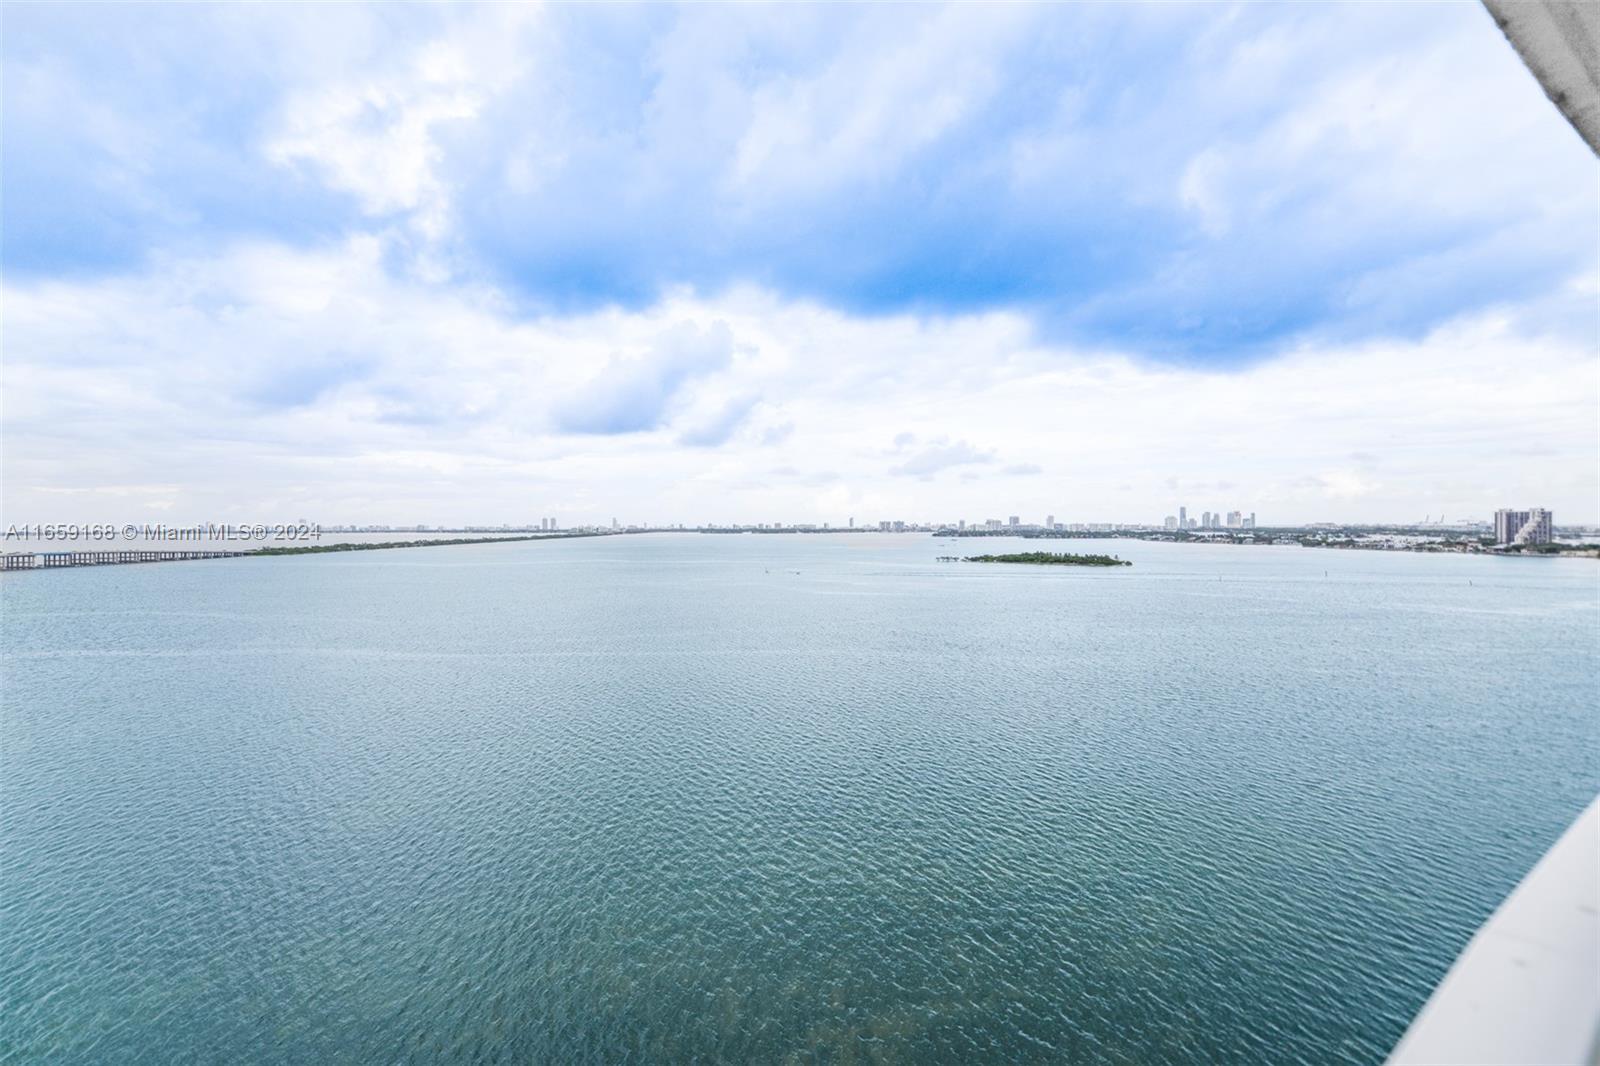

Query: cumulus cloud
<box><xmin>264</xmin><ymin>8</ymin><xmax>538</xmax><ymax>251</ymax></box>
<box><xmin>678</xmin><ymin>394</ymin><xmax>759</xmax><ymax>447</ymax></box>
<box><xmin>246</xmin><ymin>354</ymin><xmax>373</xmax><ymax>410</ymax></box>
<box><xmin>1</xmin><ymin>4</ymin><xmax>1595</xmax><ymax>527</ymax></box>
<box><xmin>2</xmin><ymin>238</ymin><xmax>1596</xmax><ymax>525</ymax></box>
<box><xmin>4</xmin><ymin>4</ymin><xmax>1592</xmax><ymax>356</ymax></box>
<box><xmin>760</xmin><ymin>422</ymin><xmax>796</xmax><ymax>447</ymax></box>
<box><xmin>555</xmin><ymin>321</ymin><xmax>734</xmax><ymax>435</ymax></box>
<box><xmin>890</xmin><ymin>439</ymin><xmax>997</xmax><ymax>479</ymax></box>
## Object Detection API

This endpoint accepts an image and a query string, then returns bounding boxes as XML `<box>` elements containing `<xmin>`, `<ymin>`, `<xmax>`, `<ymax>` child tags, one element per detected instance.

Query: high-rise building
<box><xmin>1245</xmin><ymin>513</ymin><xmax>1256</xmax><ymax>529</ymax></box>
<box><xmin>1495</xmin><ymin>509</ymin><xmax>1523</xmax><ymax>543</ymax></box>
<box><xmin>1164</xmin><ymin>516</ymin><xmax>1178</xmax><ymax>531</ymax></box>
<box><xmin>1512</xmin><ymin>511</ymin><xmax>1537</xmax><ymax>541</ymax></box>
<box><xmin>1178</xmin><ymin>506</ymin><xmax>1187</xmax><ymax>530</ymax></box>
<box><xmin>1008</xmin><ymin>516</ymin><xmax>1020</xmax><ymax>527</ymax></box>
<box><xmin>1201</xmin><ymin>511</ymin><xmax>1212</xmax><ymax>529</ymax></box>
<box><xmin>1495</xmin><ymin>508</ymin><xmax>1553</xmax><ymax>545</ymax></box>
<box><xmin>1046</xmin><ymin>514</ymin><xmax>1054</xmax><ymax>528</ymax></box>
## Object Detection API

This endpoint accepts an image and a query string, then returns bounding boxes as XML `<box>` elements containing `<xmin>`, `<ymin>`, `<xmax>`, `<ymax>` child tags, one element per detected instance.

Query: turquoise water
<box><xmin>3</xmin><ymin>535</ymin><xmax>1595</xmax><ymax>1063</ymax></box>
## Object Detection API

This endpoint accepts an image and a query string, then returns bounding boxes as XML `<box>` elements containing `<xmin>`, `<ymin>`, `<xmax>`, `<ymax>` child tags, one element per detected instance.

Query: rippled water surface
<box><xmin>3</xmin><ymin>535</ymin><xmax>1596</xmax><ymax>1063</ymax></box>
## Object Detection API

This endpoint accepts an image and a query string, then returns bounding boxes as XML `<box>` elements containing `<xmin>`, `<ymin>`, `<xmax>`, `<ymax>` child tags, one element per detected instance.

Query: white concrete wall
<box><xmin>1388</xmin><ymin>797</ymin><xmax>1599</xmax><ymax>1065</ymax></box>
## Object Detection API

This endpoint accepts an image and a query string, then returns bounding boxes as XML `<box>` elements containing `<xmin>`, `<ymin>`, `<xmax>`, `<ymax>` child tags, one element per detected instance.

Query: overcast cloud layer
<box><xmin>2</xmin><ymin>2</ymin><xmax>1595</xmax><ymax>526</ymax></box>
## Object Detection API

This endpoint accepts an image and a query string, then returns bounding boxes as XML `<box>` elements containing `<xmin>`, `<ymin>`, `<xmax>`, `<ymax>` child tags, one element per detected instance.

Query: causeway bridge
<box><xmin>2</xmin><ymin>549</ymin><xmax>249</xmax><ymax>571</ymax></box>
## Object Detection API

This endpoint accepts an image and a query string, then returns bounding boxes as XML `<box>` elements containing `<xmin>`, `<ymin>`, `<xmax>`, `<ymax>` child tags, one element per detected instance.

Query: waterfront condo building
<box><xmin>1494</xmin><ymin>508</ymin><xmax>1553</xmax><ymax>545</ymax></box>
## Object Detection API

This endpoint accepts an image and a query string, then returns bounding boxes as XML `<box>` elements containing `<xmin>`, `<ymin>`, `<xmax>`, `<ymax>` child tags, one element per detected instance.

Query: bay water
<box><xmin>3</xmin><ymin>535</ymin><xmax>1595</xmax><ymax>1063</ymax></box>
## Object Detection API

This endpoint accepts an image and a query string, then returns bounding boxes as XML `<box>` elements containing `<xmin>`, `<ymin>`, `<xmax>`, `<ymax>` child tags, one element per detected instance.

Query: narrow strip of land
<box><xmin>250</xmin><ymin>533</ymin><xmax>604</xmax><ymax>556</ymax></box>
<box><xmin>1</xmin><ymin>532</ymin><xmax>614</xmax><ymax>570</ymax></box>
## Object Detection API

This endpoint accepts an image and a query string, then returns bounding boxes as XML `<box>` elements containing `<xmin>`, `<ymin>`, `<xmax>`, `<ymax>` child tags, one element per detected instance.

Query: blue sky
<box><xmin>2</xmin><ymin>2</ymin><xmax>1596</xmax><ymax>524</ymax></box>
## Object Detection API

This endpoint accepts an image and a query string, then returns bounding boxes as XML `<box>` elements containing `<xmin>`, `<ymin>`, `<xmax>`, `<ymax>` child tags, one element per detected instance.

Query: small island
<box><xmin>940</xmin><ymin>551</ymin><xmax>1132</xmax><ymax>567</ymax></box>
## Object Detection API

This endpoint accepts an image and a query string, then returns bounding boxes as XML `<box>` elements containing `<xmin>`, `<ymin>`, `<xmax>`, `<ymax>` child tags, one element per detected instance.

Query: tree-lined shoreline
<box><xmin>940</xmin><ymin>552</ymin><xmax>1131</xmax><ymax>567</ymax></box>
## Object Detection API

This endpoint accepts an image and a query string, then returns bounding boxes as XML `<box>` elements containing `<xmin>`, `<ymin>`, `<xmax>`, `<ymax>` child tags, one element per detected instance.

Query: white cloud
<box><xmin>1173</xmin><ymin>14</ymin><xmax>1585</xmax><ymax>244</ymax></box>
<box><xmin>263</xmin><ymin>8</ymin><xmax>538</xmax><ymax>245</ymax></box>
<box><xmin>727</xmin><ymin>5</ymin><xmax>1031</xmax><ymax>198</ymax></box>
<box><xmin>555</xmin><ymin>321</ymin><xmax>735</xmax><ymax>435</ymax></box>
<box><xmin>889</xmin><ymin>439</ymin><xmax>997</xmax><ymax>480</ymax></box>
<box><xmin>3</xmin><ymin>238</ymin><xmax>1595</xmax><ymax>527</ymax></box>
<box><xmin>678</xmin><ymin>394</ymin><xmax>760</xmax><ymax>448</ymax></box>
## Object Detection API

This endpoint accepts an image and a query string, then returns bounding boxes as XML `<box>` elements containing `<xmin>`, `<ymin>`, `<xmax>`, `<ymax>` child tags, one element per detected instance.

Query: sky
<box><xmin>2</xmin><ymin>2</ymin><xmax>1596</xmax><ymax>527</ymax></box>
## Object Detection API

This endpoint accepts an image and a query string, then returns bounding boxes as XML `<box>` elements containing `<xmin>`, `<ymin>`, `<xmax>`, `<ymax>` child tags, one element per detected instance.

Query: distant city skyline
<box><xmin>297</xmin><ymin>509</ymin><xmax>1584</xmax><ymax>535</ymax></box>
